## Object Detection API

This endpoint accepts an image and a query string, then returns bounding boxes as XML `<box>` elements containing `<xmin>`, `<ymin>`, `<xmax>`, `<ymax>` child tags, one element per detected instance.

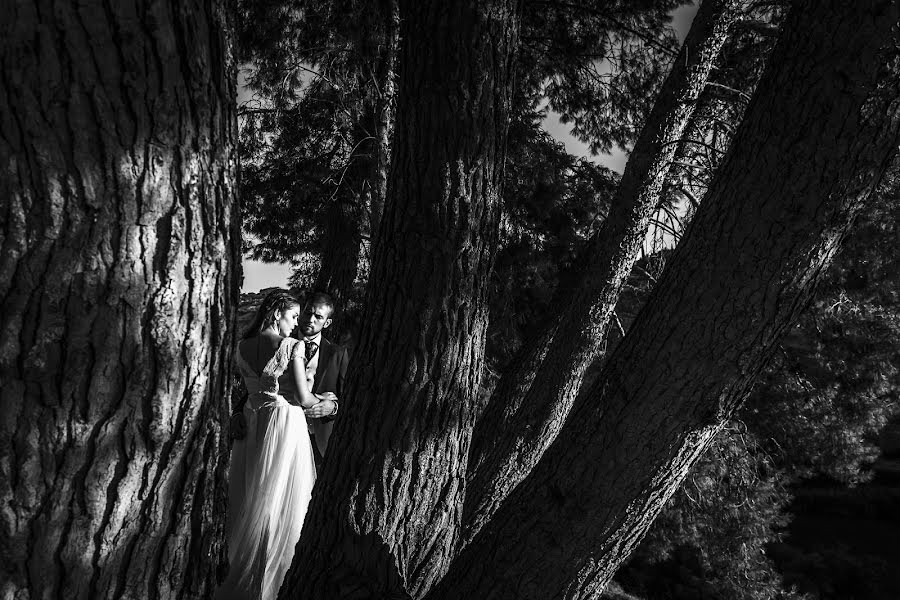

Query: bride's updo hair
<box><xmin>242</xmin><ymin>289</ymin><xmax>301</xmax><ymax>339</ymax></box>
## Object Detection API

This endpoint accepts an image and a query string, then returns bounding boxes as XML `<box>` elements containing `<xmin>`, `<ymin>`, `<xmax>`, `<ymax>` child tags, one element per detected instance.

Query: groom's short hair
<box><xmin>306</xmin><ymin>292</ymin><xmax>336</xmax><ymax>317</ymax></box>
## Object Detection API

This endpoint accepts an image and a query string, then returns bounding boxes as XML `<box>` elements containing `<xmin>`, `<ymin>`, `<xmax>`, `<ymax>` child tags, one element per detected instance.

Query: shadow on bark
<box><xmin>308</xmin><ymin>531</ymin><xmax>411</xmax><ymax>600</ymax></box>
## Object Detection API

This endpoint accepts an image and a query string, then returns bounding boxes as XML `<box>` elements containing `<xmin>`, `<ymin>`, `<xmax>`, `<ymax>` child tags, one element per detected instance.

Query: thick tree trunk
<box><xmin>463</xmin><ymin>0</ymin><xmax>743</xmax><ymax>545</ymax></box>
<box><xmin>280</xmin><ymin>1</ymin><xmax>520</xmax><ymax>598</ymax></box>
<box><xmin>429</xmin><ymin>1</ymin><xmax>900</xmax><ymax>598</ymax></box>
<box><xmin>0</xmin><ymin>2</ymin><xmax>238</xmax><ymax>599</ymax></box>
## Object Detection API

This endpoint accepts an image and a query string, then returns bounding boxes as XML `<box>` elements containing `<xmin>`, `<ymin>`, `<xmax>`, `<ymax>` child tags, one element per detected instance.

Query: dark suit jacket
<box><xmin>311</xmin><ymin>335</ymin><xmax>349</xmax><ymax>400</ymax></box>
<box><xmin>308</xmin><ymin>335</ymin><xmax>349</xmax><ymax>455</ymax></box>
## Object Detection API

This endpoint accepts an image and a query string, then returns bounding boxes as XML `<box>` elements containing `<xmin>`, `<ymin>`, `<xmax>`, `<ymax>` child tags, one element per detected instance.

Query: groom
<box><xmin>295</xmin><ymin>292</ymin><xmax>349</xmax><ymax>463</ymax></box>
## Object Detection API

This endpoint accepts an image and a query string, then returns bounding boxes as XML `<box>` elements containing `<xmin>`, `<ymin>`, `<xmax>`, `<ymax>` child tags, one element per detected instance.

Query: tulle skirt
<box><xmin>218</xmin><ymin>394</ymin><xmax>316</xmax><ymax>600</ymax></box>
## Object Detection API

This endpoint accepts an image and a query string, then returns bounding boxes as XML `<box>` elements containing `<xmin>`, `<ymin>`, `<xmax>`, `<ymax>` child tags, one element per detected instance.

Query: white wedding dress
<box><xmin>219</xmin><ymin>337</ymin><xmax>316</xmax><ymax>600</ymax></box>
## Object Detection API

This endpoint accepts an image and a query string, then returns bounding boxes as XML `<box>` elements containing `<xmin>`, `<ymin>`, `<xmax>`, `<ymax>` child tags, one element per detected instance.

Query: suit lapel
<box><xmin>312</xmin><ymin>336</ymin><xmax>334</xmax><ymax>393</ymax></box>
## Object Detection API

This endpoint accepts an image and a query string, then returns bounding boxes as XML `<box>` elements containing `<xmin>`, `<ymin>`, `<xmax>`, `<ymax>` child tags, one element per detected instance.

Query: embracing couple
<box><xmin>217</xmin><ymin>290</ymin><xmax>349</xmax><ymax>600</ymax></box>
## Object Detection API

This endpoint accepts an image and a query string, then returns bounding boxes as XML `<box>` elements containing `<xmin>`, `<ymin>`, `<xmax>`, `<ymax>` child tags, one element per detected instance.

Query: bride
<box><xmin>218</xmin><ymin>290</ymin><xmax>328</xmax><ymax>600</ymax></box>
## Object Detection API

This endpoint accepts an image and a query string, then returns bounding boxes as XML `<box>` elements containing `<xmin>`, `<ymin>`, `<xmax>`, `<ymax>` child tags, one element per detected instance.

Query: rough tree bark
<box><xmin>0</xmin><ymin>2</ymin><xmax>238</xmax><ymax>599</ymax></box>
<box><xmin>428</xmin><ymin>1</ymin><xmax>900</xmax><ymax>598</ymax></box>
<box><xmin>280</xmin><ymin>1</ymin><xmax>520</xmax><ymax>598</ymax></box>
<box><xmin>463</xmin><ymin>0</ymin><xmax>744</xmax><ymax>544</ymax></box>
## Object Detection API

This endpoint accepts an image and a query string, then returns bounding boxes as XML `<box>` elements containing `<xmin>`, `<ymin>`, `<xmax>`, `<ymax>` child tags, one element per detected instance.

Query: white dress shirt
<box><xmin>302</xmin><ymin>332</ymin><xmax>322</xmax><ymax>389</ymax></box>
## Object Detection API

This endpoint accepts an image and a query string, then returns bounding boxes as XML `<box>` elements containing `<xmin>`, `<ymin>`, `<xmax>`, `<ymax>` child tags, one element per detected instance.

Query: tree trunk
<box><xmin>280</xmin><ymin>1</ymin><xmax>520</xmax><ymax>598</ymax></box>
<box><xmin>428</xmin><ymin>1</ymin><xmax>900</xmax><ymax>598</ymax></box>
<box><xmin>0</xmin><ymin>2</ymin><xmax>238</xmax><ymax>599</ymax></box>
<box><xmin>463</xmin><ymin>0</ymin><xmax>744</xmax><ymax>545</ymax></box>
<box><xmin>311</xmin><ymin>194</ymin><xmax>361</xmax><ymax>340</ymax></box>
<box><xmin>311</xmin><ymin>121</ymin><xmax>366</xmax><ymax>339</ymax></box>
<box><xmin>313</xmin><ymin>0</ymin><xmax>399</xmax><ymax>340</ymax></box>
<box><xmin>370</xmin><ymin>0</ymin><xmax>400</xmax><ymax>242</ymax></box>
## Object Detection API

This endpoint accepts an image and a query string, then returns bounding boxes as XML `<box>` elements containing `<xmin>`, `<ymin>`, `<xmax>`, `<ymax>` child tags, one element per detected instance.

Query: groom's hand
<box><xmin>305</xmin><ymin>394</ymin><xmax>337</xmax><ymax>419</ymax></box>
<box><xmin>230</xmin><ymin>412</ymin><xmax>247</xmax><ymax>440</ymax></box>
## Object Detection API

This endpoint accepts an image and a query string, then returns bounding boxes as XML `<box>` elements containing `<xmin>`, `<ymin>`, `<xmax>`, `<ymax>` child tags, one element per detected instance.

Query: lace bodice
<box><xmin>236</xmin><ymin>337</ymin><xmax>304</xmax><ymax>406</ymax></box>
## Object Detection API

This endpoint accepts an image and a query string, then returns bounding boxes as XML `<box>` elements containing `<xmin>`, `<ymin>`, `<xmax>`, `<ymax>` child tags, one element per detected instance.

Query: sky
<box><xmin>241</xmin><ymin>2</ymin><xmax>700</xmax><ymax>293</ymax></box>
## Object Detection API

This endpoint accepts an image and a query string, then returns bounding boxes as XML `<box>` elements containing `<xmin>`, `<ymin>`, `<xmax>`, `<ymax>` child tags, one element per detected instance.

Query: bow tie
<box><xmin>304</xmin><ymin>340</ymin><xmax>319</xmax><ymax>362</ymax></box>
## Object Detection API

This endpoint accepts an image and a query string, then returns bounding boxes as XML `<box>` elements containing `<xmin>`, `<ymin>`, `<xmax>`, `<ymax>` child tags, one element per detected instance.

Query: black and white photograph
<box><xmin>2</xmin><ymin>1</ymin><xmax>900</xmax><ymax>598</ymax></box>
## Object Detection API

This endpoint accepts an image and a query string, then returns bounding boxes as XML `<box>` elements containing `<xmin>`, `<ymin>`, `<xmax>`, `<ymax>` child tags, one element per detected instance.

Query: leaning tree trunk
<box><xmin>280</xmin><ymin>1</ymin><xmax>520</xmax><ymax>598</ymax></box>
<box><xmin>428</xmin><ymin>1</ymin><xmax>900</xmax><ymax>598</ymax></box>
<box><xmin>462</xmin><ymin>0</ymin><xmax>744</xmax><ymax>545</ymax></box>
<box><xmin>0</xmin><ymin>2</ymin><xmax>238</xmax><ymax>599</ymax></box>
